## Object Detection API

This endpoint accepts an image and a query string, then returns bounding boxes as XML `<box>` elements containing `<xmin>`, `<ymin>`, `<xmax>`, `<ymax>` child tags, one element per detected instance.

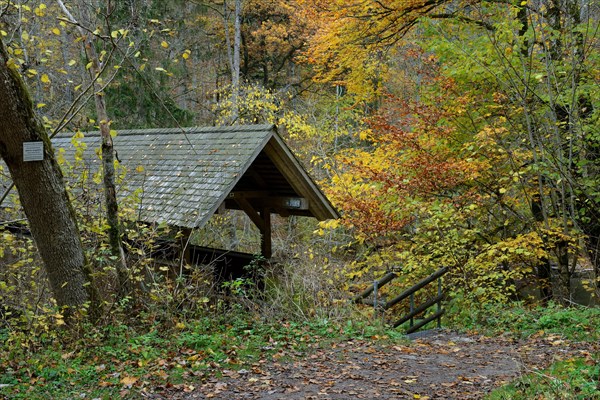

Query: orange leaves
<box><xmin>323</xmin><ymin>48</ymin><xmax>487</xmax><ymax>242</ymax></box>
<box><xmin>299</xmin><ymin>0</ymin><xmax>449</xmax><ymax>101</ymax></box>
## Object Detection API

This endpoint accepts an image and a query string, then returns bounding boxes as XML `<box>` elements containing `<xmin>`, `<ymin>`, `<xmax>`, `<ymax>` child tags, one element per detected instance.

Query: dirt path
<box><xmin>155</xmin><ymin>330</ymin><xmax>596</xmax><ymax>399</ymax></box>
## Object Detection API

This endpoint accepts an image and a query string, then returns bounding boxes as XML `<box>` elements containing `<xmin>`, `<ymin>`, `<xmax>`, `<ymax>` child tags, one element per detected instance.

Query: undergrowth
<box><xmin>446</xmin><ymin>299</ymin><xmax>600</xmax><ymax>341</ymax></box>
<box><xmin>0</xmin><ymin>307</ymin><xmax>403</xmax><ymax>399</ymax></box>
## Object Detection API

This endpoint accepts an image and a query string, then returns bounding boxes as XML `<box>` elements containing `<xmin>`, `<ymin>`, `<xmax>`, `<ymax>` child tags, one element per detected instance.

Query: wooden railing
<box><xmin>352</xmin><ymin>266</ymin><xmax>448</xmax><ymax>334</ymax></box>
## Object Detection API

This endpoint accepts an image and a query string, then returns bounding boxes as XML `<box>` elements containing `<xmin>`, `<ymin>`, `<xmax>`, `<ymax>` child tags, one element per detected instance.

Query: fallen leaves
<box><xmin>92</xmin><ymin>329</ymin><xmax>595</xmax><ymax>400</ymax></box>
<box><xmin>120</xmin><ymin>375</ymin><xmax>138</xmax><ymax>387</ymax></box>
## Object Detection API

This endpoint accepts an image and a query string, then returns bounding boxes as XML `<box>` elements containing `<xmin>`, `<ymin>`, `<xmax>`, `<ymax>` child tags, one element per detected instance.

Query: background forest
<box><xmin>0</xmin><ymin>0</ymin><xmax>599</xmax><ymax>398</ymax></box>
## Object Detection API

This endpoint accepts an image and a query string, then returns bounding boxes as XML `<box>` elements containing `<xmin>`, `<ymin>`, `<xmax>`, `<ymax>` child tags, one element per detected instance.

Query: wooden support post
<box><xmin>233</xmin><ymin>196</ymin><xmax>272</xmax><ymax>258</ymax></box>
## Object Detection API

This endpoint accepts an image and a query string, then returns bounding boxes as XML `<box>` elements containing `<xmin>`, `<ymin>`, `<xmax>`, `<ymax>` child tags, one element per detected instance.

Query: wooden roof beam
<box><xmin>231</xmin><ymin>196</ymin><xmax>272</xmax><ymax>258</ymax></box>
<box><xmin>232</xmin><ymin>196</ymin><xmax>265</xmax><ymax>232</ymax></box>
<box><xmin>228</xmin><ymin>191</ymin><xmax>309</xmax><ymax>211</ymax></box>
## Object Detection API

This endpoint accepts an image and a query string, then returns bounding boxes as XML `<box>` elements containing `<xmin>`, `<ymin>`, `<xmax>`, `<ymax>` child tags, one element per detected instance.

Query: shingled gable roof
<box><xmin>52</xmin><ymin>124</ymin><xmax>339</xmax><ymax>229</ymax></box>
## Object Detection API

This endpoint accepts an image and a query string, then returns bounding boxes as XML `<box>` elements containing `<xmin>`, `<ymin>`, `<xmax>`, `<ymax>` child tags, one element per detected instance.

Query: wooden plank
<box><xmin>352</xmin><ymin>272</ymin><xmax>397</xmax><ymax>303</ymax></box>
<box><xmin>385</xmin><ymin>267</ymin><xmax>448</xmax><ymax>310</ymax></box>
<box><xmin>233</xmin><ymin>196</ymin><xmax>265</xmax><ymax>231</ymax></box>
<box><xmin>228</xmin><ymin>192</ymin><xmax>310</xmax><ymax>211</ymax></box>
<box><xmin>228</xmin><ymin>191</ymin><xmax>271</xmax><ymax>199</ymax></box>
<box><xmin>392</xmin><ymin>293</ymin><xmax>444</xmax><ymax>328</ymax></box>
<box><xmin>405</xmin><ymin>309</ymin><xmax>444</xmax><ymax>334</ymax></box>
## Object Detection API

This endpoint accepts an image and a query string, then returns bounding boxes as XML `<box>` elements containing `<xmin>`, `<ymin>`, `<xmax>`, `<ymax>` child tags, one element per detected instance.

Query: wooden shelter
<box><xmin>50</xmin><ymin>124</ymin><xmax>338</xmax><ymax>260</ymax></box>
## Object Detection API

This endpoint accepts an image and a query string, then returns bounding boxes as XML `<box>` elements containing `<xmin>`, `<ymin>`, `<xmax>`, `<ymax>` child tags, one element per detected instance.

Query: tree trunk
<box><xmin>232</xmin><ymin>0</ymin><xmax>242</xmax><ymax>92</ymax></box>
<box><xmin>531</xmin><ymin>194</ymin><xmax>553</xmax><ymax>302</ymax></box>
<box><xmin>0</xmin><ymin>40</ymin><xmax>97</xmax><ymax>318</ymax></box>
<box><xmin>57</xmin><ymin>0</ymin><xmax>130</xmax><ymax>299</ymax></box>
<box><xmin>223</xmin><ymin>0</ymin><xmax>242</xmax><ymax>123</ymax></box>
<box><xmin>554</xmin><ymin>241</ymin><xmax>572</xmax><ymax>303</ymax></box>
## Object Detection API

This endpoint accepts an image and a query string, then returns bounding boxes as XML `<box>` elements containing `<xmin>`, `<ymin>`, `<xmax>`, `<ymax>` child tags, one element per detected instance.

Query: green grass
<box><xmin>0</xmin><ymin>314</ymin><xmax>402</xmax><ymax>399</ymax></box>
<box><xmin>449</xmin><ymin>301</ymin><xmax>600</xmax><ymax>341</ymax></box>
<box><xmin>487</xmin><ymin>357</ymin><xmax>600</xmax><ymax>399</ymax></box>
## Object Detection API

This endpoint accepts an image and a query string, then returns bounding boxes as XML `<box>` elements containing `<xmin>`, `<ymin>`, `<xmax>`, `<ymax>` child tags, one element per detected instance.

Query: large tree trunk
<box><xmin>0</xmin><ymin>40</ymin><xmax>96</xmax><ymax>317</ymax></box>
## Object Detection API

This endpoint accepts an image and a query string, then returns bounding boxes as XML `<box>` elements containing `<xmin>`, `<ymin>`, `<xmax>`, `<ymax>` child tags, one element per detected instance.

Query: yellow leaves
<box><xmin>161</xmin><ymin>41</ymin><xmax>169</xmax><ymax>49</ymax></box>
<box><xmin>21</xmin><ymin>31</ymin><xmax>30</xmax><ymax>42</ymax></box>
<box><xmin>111</xmin><ymin>29</ymin><xmax>129</xmax><ymax>39</ymax></box>
<box><xmin>302</xmin><ymin>0</ymin><xmax>404</xmax><ymax>101</ymax></box>
<box><xmin>40</xmin><ymin>74</ymin><xmax>50</xmax><ymax>84</ymax></box>
<box><xmin>5</xmin><ymin>58</ymin><xmax>18</xmax><ymax>71</ymax></box>
<box><xmin>68</xmin><ymin>59</ymin><xmax>77</xmax><ymax>66</ymax></box>
<box><xmin>51</xmin><ymin>27</ymin><xmax>61</xmax><ymax>36</ymax></box>
<box><xmin>320</xmin><ymin>219</ymin><xmax>341</xmax><ymax>230</ymax></box>
<box><xmin>155</xmin><ymin>67</ymin><xmax>173</xmax><ymax>77</ymax></box>
<box><xmin>135</xmin><ymin>165</ymin><xmax>145</xmax><ymax>173</ymax></box>
<box><xmin>359</xmin><ymin>129</ymin><xmax>370</xmax><ymax>141</ymax></box>
<box><xmin>182</xmin><ymin>49</ymin><xmax>191</xmax><ymax>60</ymax></box>
<box><xmin>315</xmin><ymin>219</ymin><xmax>342</xmax><ymax>236</ymax></box>
<box><xmin>541</xmin><ymin>227</ymin><xmax>582</xmax><ymax>250</ymax></box>
<box><xmin>54</xmin><ymin>313</ymin><xmax>65</xmax><ymax>326</ymax></box>
<box><xmin>120</xmin><ymin>375</ymin><xmax>138</xmax><ymax>387</ymax></box>
<box><xmin>34</xmin><ymin>4</ymin><xmax>47</xmax><ymax>17</ymax></box>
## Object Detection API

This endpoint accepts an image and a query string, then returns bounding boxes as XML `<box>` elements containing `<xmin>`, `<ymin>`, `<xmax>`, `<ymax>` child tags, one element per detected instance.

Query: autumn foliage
<box><xmin>327</xmin><ymin>52</ymin><xmax>475</xmax><ymax>237</ymax></box>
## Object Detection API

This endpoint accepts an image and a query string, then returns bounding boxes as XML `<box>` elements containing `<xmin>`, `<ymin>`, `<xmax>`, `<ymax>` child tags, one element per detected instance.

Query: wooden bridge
<box><xmin>352</xmin><ymin>267</ymin><xmax>448</xmax><ymax>334</ymax></box>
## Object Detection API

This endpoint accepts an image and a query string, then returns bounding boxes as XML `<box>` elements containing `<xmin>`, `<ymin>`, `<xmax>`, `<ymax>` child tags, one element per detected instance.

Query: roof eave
<box><xmin>264</xmin><ymin>130</ymin><xmax>339</xmax><ymax>221</ymax></box>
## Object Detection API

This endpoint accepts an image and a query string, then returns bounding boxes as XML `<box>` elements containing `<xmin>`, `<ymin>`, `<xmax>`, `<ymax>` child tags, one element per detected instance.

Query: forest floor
<box><xmin>152</xmin><ymin>329</ymin><xmax>598</xmax><ymax>399</ymax></box>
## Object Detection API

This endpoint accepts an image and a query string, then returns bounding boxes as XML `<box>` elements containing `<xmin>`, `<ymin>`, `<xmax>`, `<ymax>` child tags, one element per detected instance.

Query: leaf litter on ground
<box><xmin>143</xmin><ymin>329</ymin><xmax>598</xmax><ymax>400</ymax></box>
